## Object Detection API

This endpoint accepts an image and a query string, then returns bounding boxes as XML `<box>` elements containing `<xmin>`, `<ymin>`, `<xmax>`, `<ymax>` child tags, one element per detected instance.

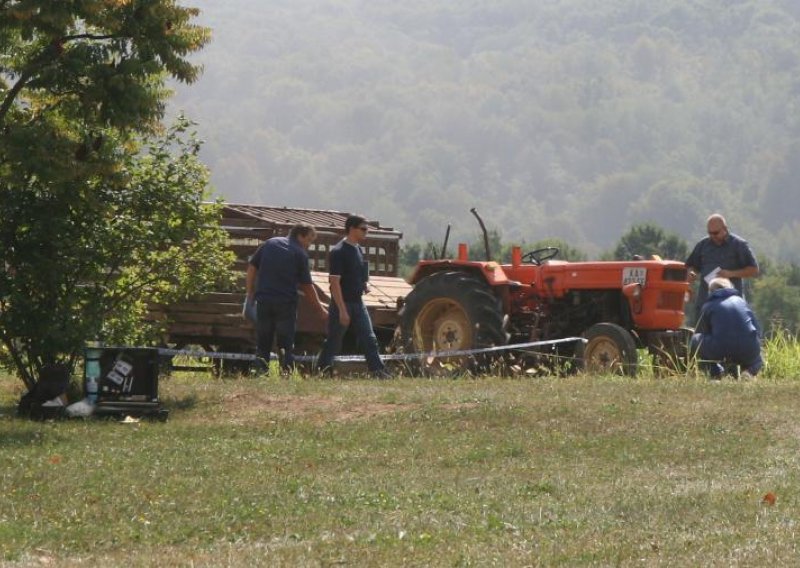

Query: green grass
<box><xmin>2</xmin><ymin>341</ymin><xmax>800</xmax><ymax>566</ymax></box>
<box><xmin>762</xmin><ymin>329</ymin><xmax>800</xmax><ymax>379</ymax></box>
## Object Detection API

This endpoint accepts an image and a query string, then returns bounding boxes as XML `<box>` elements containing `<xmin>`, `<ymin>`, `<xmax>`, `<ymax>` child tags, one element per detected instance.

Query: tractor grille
<box><xmin>658</xmin><ymin>292</ymin><xmax>685</xmax><ymax>310</ymax></box>
<box><xmin>663</xmin><ymin>267</ymin><xmax>688</xmax><ymax>282</ymax></box>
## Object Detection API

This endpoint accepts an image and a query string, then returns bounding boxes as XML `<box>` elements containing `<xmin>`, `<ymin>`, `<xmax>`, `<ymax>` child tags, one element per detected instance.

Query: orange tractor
<box><xmin>397</xmin><ymin>211</ymin><xmax>691</xmax><ymax>375</ymax></box>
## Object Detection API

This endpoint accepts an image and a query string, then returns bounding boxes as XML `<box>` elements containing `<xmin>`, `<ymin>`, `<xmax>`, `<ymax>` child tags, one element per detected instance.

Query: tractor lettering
<box><xmin>622</xmin><ymin>267</ymin><xmax>647</xmax><ymax>286</ymax></box>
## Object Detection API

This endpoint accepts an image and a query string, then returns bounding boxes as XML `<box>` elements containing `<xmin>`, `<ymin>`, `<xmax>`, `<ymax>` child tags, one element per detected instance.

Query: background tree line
<box><xmin>173</xmin><ymin>0</ymin><xmax>800</xmax><ymax>263</ymax></box>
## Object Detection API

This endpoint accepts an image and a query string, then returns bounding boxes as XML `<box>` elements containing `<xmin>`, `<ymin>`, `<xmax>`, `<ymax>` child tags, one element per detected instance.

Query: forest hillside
<box><xmin>170</xmin><ymin>0</ymin><xmax>800</xmax><ymax>259</ymax></box>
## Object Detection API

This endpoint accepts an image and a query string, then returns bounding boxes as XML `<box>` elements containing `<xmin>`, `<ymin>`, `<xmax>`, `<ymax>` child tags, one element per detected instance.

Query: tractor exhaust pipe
<box><xmin>439</xmin><ymin>224</ymin><xmax>451</xmax><ymax>259</ymax></box>
<box><xmin>470</xmin><ymin>207</ymin><xmax>491</xmax><ymax>261</ymax></box>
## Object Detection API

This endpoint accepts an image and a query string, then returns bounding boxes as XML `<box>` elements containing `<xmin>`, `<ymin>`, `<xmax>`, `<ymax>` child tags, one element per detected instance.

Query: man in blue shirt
<box><xmin>691</xmin><ymin>277</ymin><xmax>763</xmax><ymax>379</ymax></box>
<box><xmin>317</xmin><ymin>215</ymin><xmax>390</xmax><ymax>378</ymax></box>
<box><xmin>246</xmin><ymin>223</ymin><xmax>327</xmax><ymax>374</ymax></box>
<box><xmin>685</xmin><ymin>213</ymin><xmax>759</xmax><ymax>322</ymax></box>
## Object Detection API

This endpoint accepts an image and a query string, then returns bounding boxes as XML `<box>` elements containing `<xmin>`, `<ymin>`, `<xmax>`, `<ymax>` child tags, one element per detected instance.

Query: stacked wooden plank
<box><xmin>149</xmin><ymin>204</ymin><xmax>409</xmax><ymax>354</ymax></box>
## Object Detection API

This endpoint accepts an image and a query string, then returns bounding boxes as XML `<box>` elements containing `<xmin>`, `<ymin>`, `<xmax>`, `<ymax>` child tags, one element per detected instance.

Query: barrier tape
<box><xmin>157</xmin><ymin>348</ymin><xmax>256</xmax><ymax>362</ymax></box>
<box><xmin>156</xmin><ymin>337</ymin><xmax>586</xmax><ymax>365</ymax></box>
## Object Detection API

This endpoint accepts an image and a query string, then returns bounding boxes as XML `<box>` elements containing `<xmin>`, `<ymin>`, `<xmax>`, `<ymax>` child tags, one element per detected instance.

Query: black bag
<box><xmin>17</xmin><ymin>363</ymin><xmax>71</xmax><ymax>420</ymax></box>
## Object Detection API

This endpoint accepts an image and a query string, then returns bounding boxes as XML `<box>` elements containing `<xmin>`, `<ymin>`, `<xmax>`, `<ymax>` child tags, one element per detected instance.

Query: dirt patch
<box><xmin>218</xmin><ymin>392</ymin><xmax>481</xmax><ymax>424</ymax></box>
<box><xmin>221</xmin><ymin>392</ymin><xmax>415</xmax><ymax>424</ymax></box>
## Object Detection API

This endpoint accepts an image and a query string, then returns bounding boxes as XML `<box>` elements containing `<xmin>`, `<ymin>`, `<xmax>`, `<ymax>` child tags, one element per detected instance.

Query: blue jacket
<box><xmin>696</xmin><ymin>288</ymin><xmax>761</xmax><ymax>339</ymax></box>
<box><xmin>695</xmin><ymin>288</ymin><xmax>761</xmax><ymax>369</ymax></box>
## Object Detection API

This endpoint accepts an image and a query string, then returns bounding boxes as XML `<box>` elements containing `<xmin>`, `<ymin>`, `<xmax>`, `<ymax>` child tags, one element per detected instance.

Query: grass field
<box><xmin>3</xmin><ymin>366</ymin><xmax>800</xmax><ymax>566</ymax></box>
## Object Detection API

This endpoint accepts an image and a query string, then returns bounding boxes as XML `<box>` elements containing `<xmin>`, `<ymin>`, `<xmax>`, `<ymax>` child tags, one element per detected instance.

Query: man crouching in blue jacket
<box><xmin>691</xmin><ymin>277</ymin><xmax>763</xmax><ymax>379</ymax></box>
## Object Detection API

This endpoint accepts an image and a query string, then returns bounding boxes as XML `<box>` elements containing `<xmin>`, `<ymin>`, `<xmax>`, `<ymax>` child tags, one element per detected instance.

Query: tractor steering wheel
<box><xmin>521</xmin><ymin>247</ymin><xmax>559</xmax><ymax>265</ymax></box>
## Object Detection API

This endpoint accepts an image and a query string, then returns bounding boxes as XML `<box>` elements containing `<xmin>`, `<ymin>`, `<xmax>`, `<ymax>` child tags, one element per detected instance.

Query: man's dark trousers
<box><xmin>256</xmin><ymin>299</ymin><xmax>298</xmax><ymax>372</ymax></box>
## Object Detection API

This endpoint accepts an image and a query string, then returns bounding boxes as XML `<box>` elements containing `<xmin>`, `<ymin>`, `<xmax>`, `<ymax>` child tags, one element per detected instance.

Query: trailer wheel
<box><xmin>400</xmin><ymin>271</ymin><xmax>507</xmax><ymax>376</ymax></box>
<box><xmin>577</xmin><ymin>322</ymin><xmax>638</xmax><ymax>376</ymax></box>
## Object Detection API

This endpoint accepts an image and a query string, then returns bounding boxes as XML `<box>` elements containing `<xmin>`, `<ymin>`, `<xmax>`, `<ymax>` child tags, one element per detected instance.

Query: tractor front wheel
<box><xmin>577</xmin><ymin>322</ymin><xmax>638</xmax><ymax>376</ymax></box>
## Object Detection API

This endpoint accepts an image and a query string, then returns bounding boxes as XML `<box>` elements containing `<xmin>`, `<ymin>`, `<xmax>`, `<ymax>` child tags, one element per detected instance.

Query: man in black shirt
<box><xmin>246</xmin><ymin>223</ymin><xmax>327</xmax><ymax>373</ymax></box>
<box><xmin>317</xmin><ymin>215</ymin><xmax>390</xmax><ymax>378</ymax></box>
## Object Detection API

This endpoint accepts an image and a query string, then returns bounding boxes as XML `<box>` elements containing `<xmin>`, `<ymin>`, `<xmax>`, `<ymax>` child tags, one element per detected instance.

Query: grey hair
<box><xmin>709</xmin><ymin>277</ymin><xmax>733</xmax><ymax>292</ymax></box>
<box><xmin>289</xmin><ymin>222</ymin><xmax>315</xmax><ymax>239</ymax></box>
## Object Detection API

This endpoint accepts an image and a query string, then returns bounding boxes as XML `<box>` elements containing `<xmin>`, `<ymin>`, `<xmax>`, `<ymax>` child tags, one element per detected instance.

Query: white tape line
<box><xmin>315</xmin><ymin>337</ymin><xmax>586</xmax><ymax>363</ymax></box>
<box><xmin>157</xmin><ymin>348</ymin><xmax>258</xmax><ymax>361</ymax></box>
<box><xmin>157</xmin><ymin>337</ymin><xmax>586</xmax><ymax>365</ymax></box>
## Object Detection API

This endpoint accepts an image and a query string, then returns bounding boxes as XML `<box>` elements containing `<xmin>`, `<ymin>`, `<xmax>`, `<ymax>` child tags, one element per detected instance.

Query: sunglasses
<box><xmin>708</xmin><ymin>229</ymin><xmax>724</xmax><ymax>236</ymax></box>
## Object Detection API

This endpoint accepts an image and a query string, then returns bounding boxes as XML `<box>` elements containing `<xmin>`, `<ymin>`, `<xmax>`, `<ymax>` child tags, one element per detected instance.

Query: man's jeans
<box><xmin>256</xmin><ymin>299</ymin><xmax>298</xmax><ymax>372</ymax></box>
<box><xmin>318</xmin><ymin>300</ymin><xmax>385</xmax><ymax>373</ymax></box>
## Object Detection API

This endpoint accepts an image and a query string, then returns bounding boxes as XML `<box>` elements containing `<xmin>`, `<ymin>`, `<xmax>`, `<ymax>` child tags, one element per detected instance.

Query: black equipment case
<box><xmin>93</xmin><ymin>347</ymin><xmax>168</xmax><ymax>420</ymax></box>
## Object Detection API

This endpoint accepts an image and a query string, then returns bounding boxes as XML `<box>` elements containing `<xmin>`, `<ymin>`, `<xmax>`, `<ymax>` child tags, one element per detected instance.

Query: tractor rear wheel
<box><xmin>577</xmin><ymin>322</ymin><xmax>638</xmax><ymax>376</ymax></box>
<box><xmin>399</xmin><ymin>271</ymin><xmax>507</xmax><ymax>375</ymax></box>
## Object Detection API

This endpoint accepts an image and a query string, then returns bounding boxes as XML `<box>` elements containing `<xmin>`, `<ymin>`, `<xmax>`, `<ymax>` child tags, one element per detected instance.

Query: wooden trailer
<box><xmin>149</xmin><ymin>204</ymin><xmax>411</xmax><ymax>370</ymax></box>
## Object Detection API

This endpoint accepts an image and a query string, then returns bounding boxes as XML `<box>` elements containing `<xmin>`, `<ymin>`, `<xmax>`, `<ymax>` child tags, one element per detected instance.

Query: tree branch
<box><xmin>0</xmin><ymin>68</ymin><xmax>33</xmax><ymax>125</ymax></box>
<box><xmin>0</xmin><ymin>334</ymin><xmax>36</xmax><ymax>391</ymax></box>
<box><xmin>62</xmin><ymin>33</ymin><xmax>119</xmax><ymax>43</ymax></box>
<box><xmin>0</xmin><ymin>32</ymin><xmax>123</xmax><ymax>124</ymax></box>
<box><xmin>105</xmin><ymin>270</ymin><xmax>175</xmax><ymax>311</ymax></box>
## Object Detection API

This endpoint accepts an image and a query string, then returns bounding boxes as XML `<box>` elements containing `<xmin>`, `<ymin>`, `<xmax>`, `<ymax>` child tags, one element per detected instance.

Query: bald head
<box><xmin>707</xmin><ymin>213</ymin><xmax>727</xmax><ymax>227</ymax></box>
<box><xmin>706</xmin><ymin>213</ymin><xmax>728</xmax><ymax>245</ymax></box>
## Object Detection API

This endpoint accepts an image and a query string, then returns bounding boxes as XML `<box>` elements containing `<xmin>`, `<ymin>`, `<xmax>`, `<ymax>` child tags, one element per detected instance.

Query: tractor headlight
<box><xmin>623</xmin><ymin>282</ymin><xmax>642</xmax><ymax>300</ymax></box>
<box><xmin>622</xmin><ymin>282</ymin><xmax>643</xmax><ymax>314</ymax></box>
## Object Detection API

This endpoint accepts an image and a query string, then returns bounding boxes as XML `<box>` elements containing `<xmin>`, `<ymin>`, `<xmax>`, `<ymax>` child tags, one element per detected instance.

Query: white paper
<box><xmin>704</xmin><ymin>266</ymin><xmax>721</xmax><ymax>285</ymax></box>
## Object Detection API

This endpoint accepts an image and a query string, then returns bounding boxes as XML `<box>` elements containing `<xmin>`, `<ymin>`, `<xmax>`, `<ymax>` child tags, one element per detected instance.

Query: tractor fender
<box><xmin>409</xmin><ymin>260</ymin><xmax>510</xmax><ymax>287</ymax></box>
<box><xmin>409</xmin><ymin>262</ymin><xmax>512</xmax><ymax>312</ymax></box>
